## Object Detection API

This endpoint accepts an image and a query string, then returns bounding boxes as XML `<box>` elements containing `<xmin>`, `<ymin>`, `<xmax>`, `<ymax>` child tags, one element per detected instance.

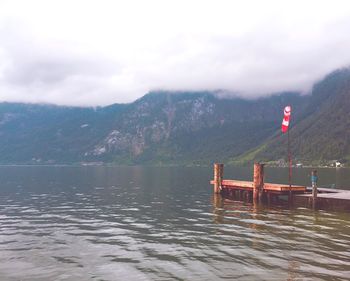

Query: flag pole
<box><xmin>288</xmin><ymin>129</ymin><xmax>291</xmax><ymax>186</ymax></box>
<box><xmin>282</xmin><ymin>105</ymin><xmax>292</xmax><ymax>202</ymax></box>
<box><xmin>288</xmin><ymin>118</ymin><xmax>292</xmax><ymax>201</ymax></box>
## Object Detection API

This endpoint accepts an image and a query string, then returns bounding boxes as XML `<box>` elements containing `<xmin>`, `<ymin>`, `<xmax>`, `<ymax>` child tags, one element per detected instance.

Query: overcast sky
<box><xmin>1</xmin><ymin>0</ymin><xmax>350</xmax><ymax>106</ymax></box>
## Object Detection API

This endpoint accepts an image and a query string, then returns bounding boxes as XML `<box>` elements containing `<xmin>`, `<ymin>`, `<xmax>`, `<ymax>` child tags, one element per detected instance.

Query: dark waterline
<box><xmin>0</xmin><ymin>166</ymin><xmax>349</xmax><ymax>280</ymax></box>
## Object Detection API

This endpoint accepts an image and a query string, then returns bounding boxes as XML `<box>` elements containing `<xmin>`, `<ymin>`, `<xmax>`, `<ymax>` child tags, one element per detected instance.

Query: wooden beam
<box><xmin>253</xmin><ymin>163</ymin><xmax>264</xmax><ymax>203</ymax></box>
<box><xmin>222</xmin><ymin>180</ymin><xmax>253</xmax><ymax>188</ymax></box>
<box><xmin>213</xmin><ymin>163</ymin><xmax>224</xmax><ymax>194</ymax></box>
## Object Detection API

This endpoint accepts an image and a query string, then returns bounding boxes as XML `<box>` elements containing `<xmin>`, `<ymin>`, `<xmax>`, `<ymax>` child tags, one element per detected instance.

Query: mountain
<box><xmin>0</xmin><ymin>67</ymin><xmax>349</xmax><ymax>166</ymax></box>
<box><xmin>88</xmin><ymin>91</ymin><xmax>306</xmax><ymax>165</ymax></box>
<box><xmin>234</xmin><ymin>68</ymin><xmax>350</xmax><ymax>166</ymax></box>
<box><xmin>0</xmin><ymin>92</ymin><xmax>305</xmax><ymax>165</ymax></box>
<box><xmin>0</xmin><ymin>103</ymin><xmax>127</xmax><ymax>163</ymax></box>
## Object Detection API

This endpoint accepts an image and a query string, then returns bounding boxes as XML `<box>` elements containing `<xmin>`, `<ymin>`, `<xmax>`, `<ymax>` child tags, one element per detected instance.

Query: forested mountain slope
<box><xmin>234</xmin><ymin>68</ymin><xmax>350</xmax><ymax>166</ymax></box>
<box><xmin>1</xmin><ymin>68</ymin><xmax>349</xmax><ymax>166</ymax></box>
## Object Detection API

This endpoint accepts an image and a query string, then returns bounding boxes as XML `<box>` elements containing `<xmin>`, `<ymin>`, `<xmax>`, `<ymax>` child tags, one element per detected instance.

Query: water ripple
<box><xmin>0</xmin><ymin>170</ymin><xmax>350</xmax><ymax>281</ymax></box>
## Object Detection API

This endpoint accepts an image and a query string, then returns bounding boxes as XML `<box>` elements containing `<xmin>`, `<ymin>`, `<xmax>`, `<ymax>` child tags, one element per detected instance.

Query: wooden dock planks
<box><xmin>210</xmin><ymin>163</ymin><xmax>350</xmax><ymax>211</ymax></box>
<box><xmin>210</xmin><ymin>179</ymin><xmax>306</xmax><ymax>193</ymax></box>
<box><xmin>294</xmin><ymin>188</ymin><xmax>350</xmax><ymax>211</ymax></box>
<box><xmin>263</xmin><ymin>183</ymin><xmax>306</xmax><ymax>192</ymax></box>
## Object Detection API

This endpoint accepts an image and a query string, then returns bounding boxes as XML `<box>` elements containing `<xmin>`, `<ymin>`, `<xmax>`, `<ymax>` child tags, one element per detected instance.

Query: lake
<box><xmin>0</xmin><ymin>165</ymin><xmax>349</xmax><ymax>280</ymax></box>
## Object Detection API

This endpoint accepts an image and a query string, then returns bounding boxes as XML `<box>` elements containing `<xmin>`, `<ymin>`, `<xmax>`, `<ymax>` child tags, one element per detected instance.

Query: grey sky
<box><xmin>1</xmin><ymin>0</ymin><xmax>350</xmax><ymax>106</ymax></box>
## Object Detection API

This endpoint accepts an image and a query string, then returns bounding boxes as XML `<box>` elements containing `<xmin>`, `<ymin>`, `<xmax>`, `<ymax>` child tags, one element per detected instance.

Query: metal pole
<box><xmin>288</xmin><ymin>129</ymin><xmax>292</xmax><ymax>203</ymax></box>
<box><xmin>288</xmin><ymin>129</ymin><xmax>292</xmax><ymax>188</ymax></box>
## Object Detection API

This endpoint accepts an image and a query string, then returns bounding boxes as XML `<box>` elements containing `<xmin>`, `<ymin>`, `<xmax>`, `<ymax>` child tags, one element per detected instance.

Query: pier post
<box><xmin>213</xmin><ymin>193</ymin><xmax>224</xmax><ymax>224</ymax></box>
<box><xmin>253</xmin><ymin>163</ymin><xmax>264</xmax><ymax>203</ymax></box>
<box><xmin>214</xmin><ymin>163</ymin><xmax>224</xmax><ymax>194</ymax></box>
<box><xmin>310</xmin><ymin>170</ymin><xmax>318</xmax><ymax>209</ymax></box>
<box><xmin>312</xmin><ymin>184</ymin><xmax>318</xmax><ymax>209</ymax></box>
<box><xmin>267</xmin><ymin>193</ymin><xmax>272</xmax><ymax>205</ymax></box>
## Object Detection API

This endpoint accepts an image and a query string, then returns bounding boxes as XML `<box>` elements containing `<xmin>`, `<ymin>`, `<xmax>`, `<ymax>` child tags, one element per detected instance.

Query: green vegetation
<box><xmin>0</xmin><ymin>68</ymin><xmax>349</xmax><ymax>166</ymax></box>
<box><xmin>235</xmin><ymin>68</ymin><xmax>350</xmax><ymax>167</ymax></box>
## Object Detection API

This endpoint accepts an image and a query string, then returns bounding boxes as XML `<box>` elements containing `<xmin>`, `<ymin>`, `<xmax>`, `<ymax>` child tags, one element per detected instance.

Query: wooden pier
<box><xmin>211</xmin><ymin>163</ymin><xmax>350</xmax><ymax>212</ymax></box>
<box><xmin>295</xmin><ymin>187</ymin><xmax>350</xmax><ymax>211</ymax></box>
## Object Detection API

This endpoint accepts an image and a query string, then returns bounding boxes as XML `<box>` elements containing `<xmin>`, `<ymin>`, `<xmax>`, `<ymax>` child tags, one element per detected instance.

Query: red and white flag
<box><xmin>281</xmin><ymin>106</ymin><xmax>291</xmax><ymax>133</ymax></box>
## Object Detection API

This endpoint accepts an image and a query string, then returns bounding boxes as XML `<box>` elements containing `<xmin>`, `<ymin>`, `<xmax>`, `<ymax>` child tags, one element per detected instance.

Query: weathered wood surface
<box><xmin>210</xmin><ymin>179</ymin><xmax>253</xmax><ymax>188</ymax></box>
<box><xmin>223</xmin><ymin>180</ymin><xmax>254</xmax><ymax>189</ymax></box>
<box><xmin>253</xmin><ymin>163</ymin><xmax>264</xmax><ymax>202</ymax></box>
<box><xmin>263</xmin><ymin>183</ymin><xmax>306</xmax><ymax>192</ymax></box>
<box><xmin>295</xmin><ymin>188</ymin><xmax>350</xmax><ymax>211</ymax></box>
<box><xmin>210</xmin><ymin>180</ymin><xmax>306</xmax><ymax>192</ymax></box>
<box><xmin>210</xmin><ymin>164</ymin><xmax>350</xmax><ymax>211</ymax></box>
<box><xmin>213</xmin><ymin>163</ymin><xmax>224</xmax><ymax>194</ymax></box>
<box><xmin>298</xmin><ymin>188</ymin><xmax>350</xmax><ymax>199</ymax></box>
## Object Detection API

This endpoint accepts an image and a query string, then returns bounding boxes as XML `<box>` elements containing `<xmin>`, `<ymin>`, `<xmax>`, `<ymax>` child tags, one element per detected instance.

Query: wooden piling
<box><xmin>210</xmin><ymin>164</ymin><xmax>350</xmax><ymax>211</ymax></box>
<box><xmin>267</xmin><ymin>193</ymin><xmax>272</xmax><ymax>205</ymax></box>
<box><xmin>259</xmin><ymin>166</ymin><xmax>265</xmax><ymax>203</ymax></box>
<box><xmin>214</xmin><ymin>163</ymin><xmax>224</xmax><ymax>194</ymax></box>
<box><xmin>312</xmin><ymin>183</ymin><xmax>318</xmax><ymax>209</ymax></box>
<box><xmin>246</xmin><ymin>190</ymin><xmax>251</xmax><ymax>202</ymax></box>
<box><xmin>253</xmin><ymin>163</ymin><xmax>264</xmax><ymax>203</ymax></box>
<box><xmin>239</xmin><ymin>190</ymin><xmax>244</xmax><ymax>200</ymax></box>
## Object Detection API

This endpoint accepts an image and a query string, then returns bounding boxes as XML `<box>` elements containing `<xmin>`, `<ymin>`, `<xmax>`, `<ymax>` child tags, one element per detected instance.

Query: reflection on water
<box><xmin>0</xmin><ymin>166</ymin><xmax>349</xmax><ymax>280</ymax></box>
<box><xmin>212</xmin><ymin>194</ymin><xmax>350</xmax><ymax>280</ymax></box>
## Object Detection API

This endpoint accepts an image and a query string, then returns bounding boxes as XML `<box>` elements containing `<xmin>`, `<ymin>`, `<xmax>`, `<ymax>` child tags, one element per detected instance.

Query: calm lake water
<box><xmin>0</xmin><ymin>165</ymin><xmax>349</xmax><ymax>280</ymax></box>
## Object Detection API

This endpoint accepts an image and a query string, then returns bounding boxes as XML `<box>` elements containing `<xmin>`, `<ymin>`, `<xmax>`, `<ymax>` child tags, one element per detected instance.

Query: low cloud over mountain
<box><xmin>1</xmin><ymin>0</ymin><xmax>350</xmax><ymax>106</ymax></box>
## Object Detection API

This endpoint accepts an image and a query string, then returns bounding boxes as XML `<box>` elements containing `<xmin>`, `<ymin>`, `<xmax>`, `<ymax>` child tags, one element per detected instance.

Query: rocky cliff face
<box><xmin>0</xmin><ymin>90</ymin><xmax>304</xmax><ymax>164</ymax></box>
<box><xmin>1</xmin><ymin>68</ymin><xmax>349</xmax><ymax>165</ymax></box>
<box><xmin>83</xmin><ymin>91</ymin><xmax>306</xmax><ymax>164</ymax></box>
<box><xmin>90</xmin><ymin>93</ymin><xmax>219</xmax><ymax>159</ymax></box>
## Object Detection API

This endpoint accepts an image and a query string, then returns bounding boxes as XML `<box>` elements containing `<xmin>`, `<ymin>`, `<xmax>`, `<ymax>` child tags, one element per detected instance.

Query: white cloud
<box><xmin>0</xmin><ymin>0</ymin><xmax>350</xmax><ymax>105</ymax></box>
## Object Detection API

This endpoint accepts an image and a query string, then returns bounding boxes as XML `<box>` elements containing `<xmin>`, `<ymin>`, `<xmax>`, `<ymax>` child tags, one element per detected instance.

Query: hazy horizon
<box><xmin>1</xmin><ymin>0</ymin><xmax>350</xmax><ymax>106</ymax></box>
